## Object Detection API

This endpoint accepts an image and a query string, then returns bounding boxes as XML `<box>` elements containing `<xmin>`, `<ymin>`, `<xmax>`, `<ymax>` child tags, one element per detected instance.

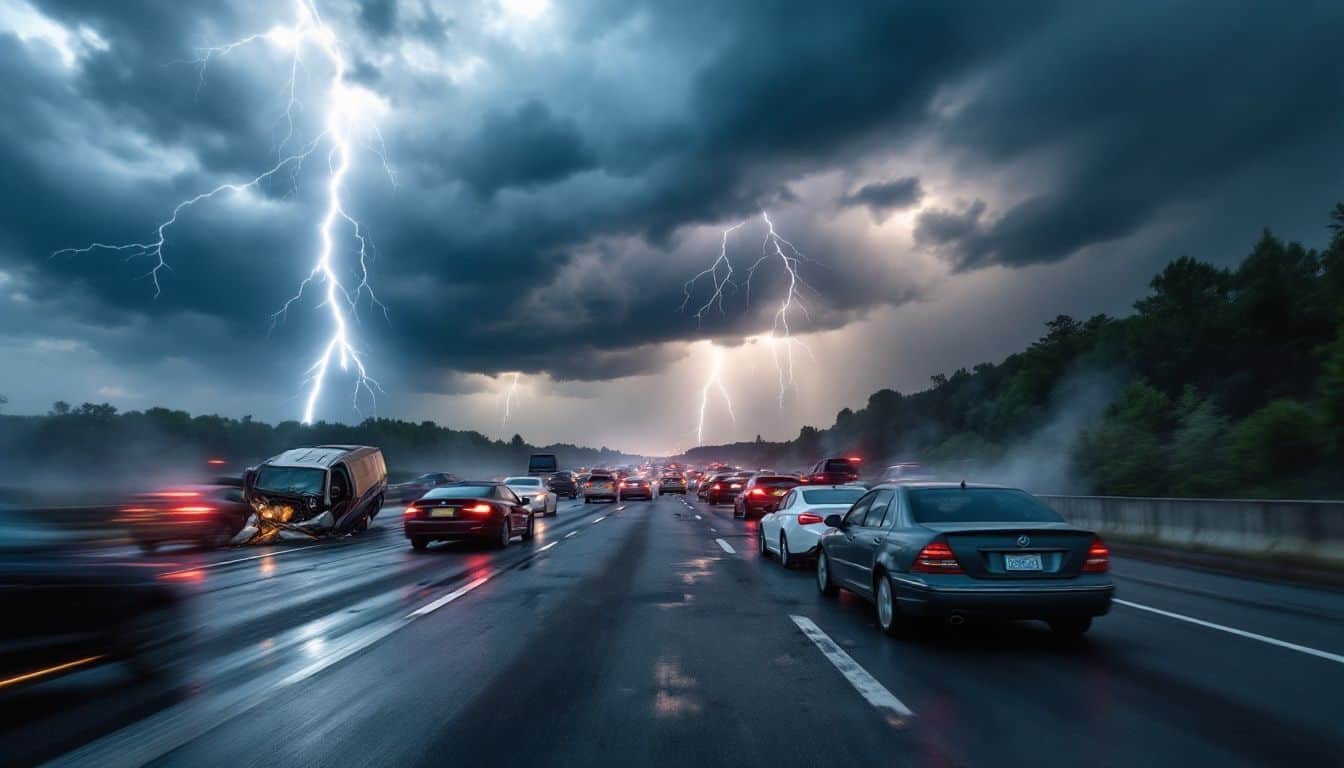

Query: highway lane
<box><xmin>3</xmin><ymin>492</ymin><xmax>1341</xmax><ymax>766</ymax></box>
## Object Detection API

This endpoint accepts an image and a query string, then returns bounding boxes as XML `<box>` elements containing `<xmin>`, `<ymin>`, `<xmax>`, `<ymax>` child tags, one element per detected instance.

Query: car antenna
<box><xmin>960</xmin><ymin>480</ymin><xmax>966</xmax><ymax>489</ymax></box>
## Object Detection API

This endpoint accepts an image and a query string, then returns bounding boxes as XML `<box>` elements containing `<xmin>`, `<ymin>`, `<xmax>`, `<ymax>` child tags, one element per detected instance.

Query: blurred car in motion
<box><xmin>0</xmin><ymin>509</ymin><xmax>188</xmax><ymax>691</ymax></box>
<box><xmin>685</xmin><ymin>470</ymin><xmax>705</xmax><ymax>492</ymax></box>
<box><xmin>732</xmin><ymin>474</ymin><xmax>801</xmax><ymax>519</ymax></box>
<box><xmin>583</xmin><ymin>471</ymin><xmax>619</xmax><ymax>503</ymax></box>
<box><xmin>803</xmin><ymin>456</ymin><xmax>863</xmax><ymax>485</ymax></box>
<box><xmin>619</xmin><ymin>476</ymin><xmax>654</xmax><ymax>501</ymax></box>
<box><xmin>118</xmin><ymin>480</ymin><xmax>251</xmax><ymax>551</ymax></box>
<box><xmin>242</xmin><ymin>445</ymin><xmax>388</xmax><ymax>542</ymax></box>
<box><xmin>658</xmin><ymin>473</ymin><xmax>687</xmax><ymax>494</ymax></box>
<box><xmin>815</xmin><ymin>483</ymin><xmax>1113</xmax><ymax>637</ymax></box>
<box><xmin>403</xmin><ymin>482</ymin><xmax>535</xmax><ymax>551</ymax></box>
<box><xmin>759</xmin><ymin>484</ymin><xmax>866</xmax><ymax>567</ymax></box>
<box><xmin>504</xmin><ymin>476</ymin><xmax>557</xmax><ymax>516</ymax></box>
<box><xmin>547</xmin><ymin>470</ymin><xmax>579</xmax><ymax>499</ymax></box>
<box><xmin>700</xmin><ymin>472</ymin><xmax>748</xmax><ymax>505</ymax></box>
<box><xmin>389</xmin><ymin>472</ymin><xmax>460</xmax><ymax>501</ymax></box>
<box><xmin>877</xmin><ymin>462</ymin><xmax>935</xmax><ymax>484</ymax></box>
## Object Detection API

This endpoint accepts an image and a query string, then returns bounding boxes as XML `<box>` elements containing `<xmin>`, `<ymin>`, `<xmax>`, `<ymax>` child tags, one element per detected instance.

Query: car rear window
<box><xmin>424</xmin><ymin>485</ymin><xmax>496</xmax><ymax>499</ymax></box>
<box><xmin>800</xmin><ymin>488</ymin><xmax>865</xmax><ymax>505</ymax></box>
<box><xmin>505</xmin><ymin>477</ymin><xmax>542</xmax><ymax>487</ymax></box>
<box><xmin>823</xmin><ymin>459</ymin><xmax>858</xmax><ymax>473</ymax></box>
<box><xmin>754</xmin><ymin>477</ymin><xmax>799</xmax><ymax>488</ymax></box>
<box><xmin>907</xmin><ymin>488</ymin><xmax>1064</xmax><ymax>524</ymax></box>
<box><xmin>528</xmin><ymin>454</ymin><xmax>558</xmax><ymax>473</ymax></box>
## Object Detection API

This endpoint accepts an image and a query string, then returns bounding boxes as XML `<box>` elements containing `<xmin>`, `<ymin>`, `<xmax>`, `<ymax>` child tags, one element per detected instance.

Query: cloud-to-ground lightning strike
<box><xmin>52</xmin><ymin>0</ymin><xmax>392</xmax><ymax>425</ymax></box>
<box><xmin>682</xmin><ymin>211</ymin><xmax>816</xmax><ymax>414</ymax></box>
<box><xmin>501</xmin><ymin>372</ymin><xmax>522</xmax><ymax>429</ymax></box>
<box><xmin>696</xmin><ymin>345</ymin><xmax>735</xmax><ymax>446</ymax></box>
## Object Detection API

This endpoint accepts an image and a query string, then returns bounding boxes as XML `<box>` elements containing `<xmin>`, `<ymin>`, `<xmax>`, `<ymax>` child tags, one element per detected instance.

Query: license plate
<box><xmin>1004</xmin><ymin>553</ymin><xmax>1043</xmax><ymax>571</ymax></box>
<box><xmin>430</xmin><ymin>508</ymin><xmax>457</xmax><ymax>518</ymax></box>
<box><xmin>773</xmin><ymin>489</ymin><xmax>786</xmax><ymax>496</ymax></box>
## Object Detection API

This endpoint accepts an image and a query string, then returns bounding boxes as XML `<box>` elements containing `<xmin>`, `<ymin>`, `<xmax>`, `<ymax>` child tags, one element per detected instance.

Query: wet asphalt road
<box><xmin>3</xmin><ymin>492</ymin><xmax>1343</xmax><ymax>767</ymax></box>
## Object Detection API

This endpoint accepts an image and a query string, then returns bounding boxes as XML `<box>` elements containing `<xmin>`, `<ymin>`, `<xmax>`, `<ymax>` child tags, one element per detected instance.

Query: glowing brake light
<box><xmin>912</xmin><ymin>540</ymin><xmax>963</xmax><ymax>574</ymax></box>
<box><xmin>174</xmin><ymin>506</ymin><xmax>214</xmax><ymax>515</ymax></box>
<box><xmin>150</xmin><ymin>491</ymin><xmax>200</xmax><ymax>498</ymax></box>
<box><xmin>1082</xmin><ymin>537</ymin><xmax>1110</xmax><ymax>573</ymax></box>
<box><xmin>847</xmin><ymin>457</ymin><xmax>862</xmax><ymax>463</ymax></box>
<box><xmin>797</xmin><ymin>513</ymin><xmax>824</xmax><ymax>525</ymax></box>
<box><xmin>748</xmin><ymin>488</ymin><xmax>767</xmax><ymax>497</ymax></box>
<box><xmin>465</xmin><ymin>503</ymin><xmax>493</xmax><ymax>514</ymax></box>
<box><xmin>403</xmin><ymin>505</ymin><xmax>421</xmax><ymax>516</ymax></box>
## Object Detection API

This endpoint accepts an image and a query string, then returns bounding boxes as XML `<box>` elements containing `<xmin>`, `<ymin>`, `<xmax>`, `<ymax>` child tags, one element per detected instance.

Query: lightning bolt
<box><xmin>682</xmin><ymin>211</ymin><xmax>815</xmax><ymax>409</ymax></box>
<box><xmin>695</xmin><ymin>345</ymin><xmax>735</xmax><ymax>446</ymax></box>
<box><xmin>52</xmin><ymin>0</ymin><xmax>393</xmax><ymax>424</ymax></box>
<box><xmin>501</xmin><ymin>372</ymin><xmax>521</xmax><ymax>429</ymax></box>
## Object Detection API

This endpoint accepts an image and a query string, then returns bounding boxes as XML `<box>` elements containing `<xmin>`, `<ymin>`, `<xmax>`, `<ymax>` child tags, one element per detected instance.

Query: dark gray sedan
<box><xmin>815</xmin><ymin>483</ymin><xmax>1113</xmax><ymax>636</ymax></box>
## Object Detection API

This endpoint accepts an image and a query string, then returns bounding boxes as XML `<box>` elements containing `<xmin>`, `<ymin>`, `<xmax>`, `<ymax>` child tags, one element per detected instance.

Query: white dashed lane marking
<box><xmin>715</xmin><ymin>538</ymin><xmax>735</xmax><ymax>554</ymax></box>
<box><xmin>791</xmin><ymin>615</ymin><xmax>913</xmax><ymax>717</ymax></box>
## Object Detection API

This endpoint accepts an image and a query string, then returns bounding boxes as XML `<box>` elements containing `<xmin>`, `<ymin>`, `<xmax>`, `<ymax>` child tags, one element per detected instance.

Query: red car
<box><xmin>733</xmin><ymin>475</ymin><xmax>801</xmax><ymax>519</ymax></box>
<box><xmin>403</xmin><ymin>482</ymin><xmax>536</xmax><ymax>551</ymax></box>
<box><xmin>702</xmin><ymin>473</ymin><xmax>749</xmax><ymax>504</ymax></box>
<box><xmin>118</xmin><ymin>480</ymin><xmax>251</xmax><ymax>551</ymax></box>
<box><xmin>802</xmin><ymin>457</ymin><xmax>862</xmax><ymax>485</ymax></box>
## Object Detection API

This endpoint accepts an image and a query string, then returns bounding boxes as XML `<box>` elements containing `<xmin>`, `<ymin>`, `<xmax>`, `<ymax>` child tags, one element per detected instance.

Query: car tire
<box><xmin>816</xmin><ymin>549</ymin><xmax>838</xmax><ymax>597</ymax></box>
<box><xmin>411</xmin><ymin>536</ymin><xmax>429</xmax><ymax>551</ymax></box>
<box><xmin>1048</xmin><ymin>617</ymin><xmax>1092</xmax><ymax>637</ymax></box>
<box><xmin>495</xmin><ymin>520</ymin><xmax>511</xmax><ymax>549</ymax></box>
<box><xmin>758</xmin><ymin>528</ymin><xmax>770</xmax><ymax>557</ymax></box>
<box><xmin>876</xmin><ymin>572</ymin><xmax>902</xmax><ymax>636</ymax></box>
<box><xmin>584</xmin><ymin>497</ymin><xmax>591</xmax><ymax>504</ymax></box>
<box><xmin>779</xmin><ymin>533</ymin><xmax>793</xmax><ymax>569</ymax></box>
<box><xmin>522</xmin><ymin>514</ymin><xmax>536</xmax><ymax>541</ymax></box>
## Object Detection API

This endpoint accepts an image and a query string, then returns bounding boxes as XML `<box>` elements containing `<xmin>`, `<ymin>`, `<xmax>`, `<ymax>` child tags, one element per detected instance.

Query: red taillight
<box><xmin>150</xmin><ymin>491</ymin><xmax>200</xmax><ymax>498</ymax></box>
<box><xmin>797</xmin><ymin>513</ymin><xmax>824</xmax><ymax>525</ymax></box>
<box><xmin>912</xmin><ymin>540</ymin><xmax>963</xmax><ymax>574</ymax></box>
<box><xmin>812</xmin><ymin>475</ymin><xmax>826</xmax><ymax>482</ymax></box>
<box><xmin>748</xmin><ymin>488</ymin><xmax>767</xmax><ymax>497</ymax></box>
<box><xmin>465</xmin><ymin>503</ymin><xmax>493</xmax><ymax>514</ymax></box>
<box><xmin>174</xmin><ymin>505</ymin><xmax>214</xmax><ymax>515</ymax></box>
<box><xmin>712</xmin><ymin>483</ymin><xmax>722</xmax><ymax>490</ymax></box>
<box><xmin>1083</xmin><ymin>537</ymin><xmax>1110</xmax><ymax>573</ymax></box>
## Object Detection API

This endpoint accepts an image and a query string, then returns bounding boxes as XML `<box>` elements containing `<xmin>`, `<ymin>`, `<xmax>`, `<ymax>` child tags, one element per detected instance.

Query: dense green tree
<box><xmin>1231</xmin><ymin>400</ymin><xmax>1326</xmax><ymax>487</ymax></box>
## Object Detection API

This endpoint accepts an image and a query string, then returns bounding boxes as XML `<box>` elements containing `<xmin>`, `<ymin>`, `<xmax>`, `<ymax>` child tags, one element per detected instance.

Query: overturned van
<box><xmin>239</xmin><ymin>445</ymin><xmax>388</xmax><ymax>543</ymax></box>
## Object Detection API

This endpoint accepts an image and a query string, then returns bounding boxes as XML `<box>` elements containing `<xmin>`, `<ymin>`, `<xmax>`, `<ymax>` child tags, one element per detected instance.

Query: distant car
<box><xmin>802</xmin><ymin>456</ymin><xmax>862</xmax><ymax>485</ymax></box>
<box><xmin>815</xmin><ymin>483</ymin><xmax>1114</xmax><ymax>636</ymax></box>
<box><xmin>547</xmin><ymin>471</ymin><xmax>579</xmax><ymax>499</ymax></box>
<box><xmin>118</xmin><ymin>481</ymin><xmax>252</xmax><ymax>551</ymax></box>
<box><xmin>583</xmin><ymin>472</ymin><xmax>619</xmax><ymax>503</ymax></box>
<box><xmin>0</xmin><ymin>510</ymin><xmax>188</xmax><ymax>688</ymax></box>
<box><xmin>701</xmin><ymin>473</ymin><xmax>748</xmax><ymax>505</ymax></box>
<box><xmin>389</xmin><ymin>472</ymin><xmax>460</xmax><ymax>501</ymax></box>
<box><xmin>658</xmin><ymin>473</ymin><xmax>687</xmax><ymax>494</ymax></box>
<box><xmin>503</xmin><ymin>476</ymin><xmax>557</xmax><ymax>517</ymax></box>
<box><xmin>403</xmin><ymin>482</ymin><xmax>535</xmax><ymax>551</ymax></box>
<box><xmin>619</xmin><ymin>476</ymin><xmax>654</xmax><ymax>501</ymax></box>
<box><xmin>759</xmin><ymin>485</ymin><xmax>867</xmax><ymax>567</ymax></box>
<box><xmin>732</xmin><ymin>474</ymin><xmax>802</xmax><ymax>519</ymax></box>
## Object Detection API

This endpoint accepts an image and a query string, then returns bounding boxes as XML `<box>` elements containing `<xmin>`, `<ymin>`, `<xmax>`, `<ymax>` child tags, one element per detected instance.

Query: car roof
<box><xmin>874</xmin><ymin>481</ymin><xmax>1011</xmax><ymax>491</ymax></box>
<box><xmin>265</xmin><ymin>446</ymin><xmax>374</xmax><ymax>469</ymax></box>
<box><xmin>504</xmin><ymin>476</ymin><xmax>542</xmax><ymax>482</ymax></box>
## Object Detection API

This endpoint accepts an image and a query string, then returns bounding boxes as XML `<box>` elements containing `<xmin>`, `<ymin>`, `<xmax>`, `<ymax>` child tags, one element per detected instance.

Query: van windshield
<box><xmin>255</xmin><ymin>466</ymin><xmax>326</xmax><ymax>496</ymax></box>
<box><xmin>528</xmin><ymin>454</ymin><xmax>558</xmax><ymax>473</ymax></box>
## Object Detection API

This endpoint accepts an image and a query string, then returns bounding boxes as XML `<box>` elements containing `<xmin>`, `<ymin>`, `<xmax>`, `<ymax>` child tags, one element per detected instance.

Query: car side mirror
<box><xmin>824</xmin><ymin>514</ymin><xmax>844</xmax><ymax>528</ymax></box>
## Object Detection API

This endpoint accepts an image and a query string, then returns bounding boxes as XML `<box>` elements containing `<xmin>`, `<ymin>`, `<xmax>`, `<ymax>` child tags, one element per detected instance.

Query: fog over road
<box><xmin>5</xmin><ymin>493</ymin><xmax>1341</xmax><ymax>767</ymax></box>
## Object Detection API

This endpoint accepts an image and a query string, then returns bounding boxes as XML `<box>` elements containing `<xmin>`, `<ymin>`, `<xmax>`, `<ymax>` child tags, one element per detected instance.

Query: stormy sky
<box><xmin>0</xmin><ymin>0</ymin><xmax>1341</xmax><ymax>455</ymax></box>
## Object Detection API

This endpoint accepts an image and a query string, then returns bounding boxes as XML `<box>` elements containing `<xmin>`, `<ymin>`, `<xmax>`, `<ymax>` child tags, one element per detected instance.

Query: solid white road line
<box><xmin>159</xmin><ymin>545</ymin><xmax>320</xmax><ymax>576</ymax></box>
<box><xmin>1114</xmin><ymin>599</ymin><xmax>1344</xmax><ymax>665</ymax></box>
<box><xmin>790</xmin><ymin>615</ymin><xmax>914</xmax><ymax>717</ymax></box>
<box><xmin>407</xmin><ymin>575</ymin><xmax>492</xmax><ymax>618</ymax></box>
<box><xmin>716</xmin><ymin>538</ymin><xmax>735</xmax><ymax>554</ymax></box>
<box><xmin>537</xmin><ymin>542</ymin><xmax>558</xmax><ymax>552</ymax></box>
<box><xmin>565</xmin><ymin>530</ymin><xmax>578</xmax><ymax>538</ymax></box>
<box><xmin>592</xmin><ymin>516</ymin><xmax>606</xmax><ymax>524</ymax></box>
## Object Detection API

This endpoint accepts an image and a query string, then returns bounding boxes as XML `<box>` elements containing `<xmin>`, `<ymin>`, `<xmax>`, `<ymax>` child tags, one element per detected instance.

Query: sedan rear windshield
<box><xmin>255</xmin><ymin>466</ymin><xmax>326</xmax><ymax>496</ymax></box>
<box><xmin>505</xmin><ymin>477</ymin><xmax>542</xmax><ymax>487</ymax></box>
<box><xmin>424</xmin><ymin>485</ymin><xmax>496</xmax><ymax>499</ymax></box>
<box><xmin>907</xmin><ymin>488</ymin><xmax>1064</xmax><ymax>524</ymax></box>
<box><xmin>754</xmin><ymin>477</ymin><xmax>799</xmax><ymax>488</ymax></box>
<box><xmin>801</xmin><ymin>488</ymin><xmax>865</xmax><ymax>505</ymax></box>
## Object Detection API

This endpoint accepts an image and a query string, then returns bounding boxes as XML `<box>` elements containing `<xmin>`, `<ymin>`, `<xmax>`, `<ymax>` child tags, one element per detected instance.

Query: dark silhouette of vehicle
<box><xmin>403</xmin><ymin>482</ymin><xmax>536</xmax><ymax>551</ymax></box>
<box><xmin>242</xmin><ymin>445</ymin><xmax>388</xmax><ymax>541</ymax></box>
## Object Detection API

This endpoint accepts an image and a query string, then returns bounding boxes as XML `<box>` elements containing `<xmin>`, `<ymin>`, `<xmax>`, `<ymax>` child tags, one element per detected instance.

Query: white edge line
<box><xmin>161</xmin><ymin>544</ymin><xmax>319</xmax><ymax>576</ymax></box>
<box><xmin>1114</xmin><ymin>599</ymin><xmax>1344</xmax><ymax>665</ymax></box>
<box><xmin>407</xmin><ymin>574</ymin><xmax>492</xmax><ymax>618</ymax></box>
<box><xmin>716</xmin><ymin>538</ymin><xmax>735</xmax><ymax>554</ymax></box>
<box><xmin>790</xmin><ymin>615</ymin><xmax>914</xmax><ymax>717</ymax></box>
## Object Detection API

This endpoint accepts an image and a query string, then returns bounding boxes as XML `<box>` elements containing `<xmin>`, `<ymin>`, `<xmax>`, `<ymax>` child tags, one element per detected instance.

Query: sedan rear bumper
<box><xmin>404</xmin><ymin>518</ymin><xmax>505</xmax><ymax>541</ymax></box>
<box><xmin>891</xmin><ymin>576</ymin><xmax>1114</xmax><ymax>619</ymax></box>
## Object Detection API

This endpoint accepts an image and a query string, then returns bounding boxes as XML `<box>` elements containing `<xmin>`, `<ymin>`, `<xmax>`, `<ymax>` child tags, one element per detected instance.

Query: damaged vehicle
<box><xmin>239</xmin><ymin>445</ymin><xmax>388</xmax><ymax>543</ymax></box>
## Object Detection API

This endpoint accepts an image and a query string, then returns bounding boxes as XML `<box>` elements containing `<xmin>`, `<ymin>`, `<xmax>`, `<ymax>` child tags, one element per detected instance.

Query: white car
<box><xmin>758</xmin><ymin>485</ymin><xmax>867</xmax><ymax>568</ymax></box>
<box><xmin>503</xmin><ymin>476</ymin><xmax>557</xmax><ymax>517</ymax></box>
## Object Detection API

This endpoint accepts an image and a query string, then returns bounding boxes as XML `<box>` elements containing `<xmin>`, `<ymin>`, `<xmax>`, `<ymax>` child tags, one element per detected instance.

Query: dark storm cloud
<box><xmin>839</xmin><ymin>177</ymin><xmax>924</xmax><ymax>221</ymax></box>
<box><xmin>458</xmin><ymin>100</ymin><xmax>598</xmax><ymax>196</ymax></box>
<box><xmin>3</xmin><ymin>0</ymin><xmax>1343</xmax><ymax>418</ymax></box>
